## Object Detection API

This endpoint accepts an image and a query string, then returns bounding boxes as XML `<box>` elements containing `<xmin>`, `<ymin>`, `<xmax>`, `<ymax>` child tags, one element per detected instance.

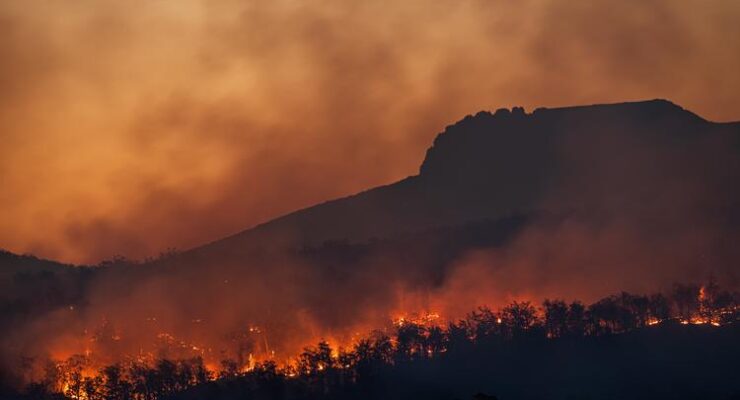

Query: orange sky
<box><xmin>1</xmin><ymin>0</ymin><xmax>739</xmax><ymax>264</ymax></box>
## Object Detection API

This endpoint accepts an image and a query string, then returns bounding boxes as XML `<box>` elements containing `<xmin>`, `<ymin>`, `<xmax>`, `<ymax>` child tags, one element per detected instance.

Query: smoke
<box><xmin>1</xmin><ymin>0</ymin><xmax>740</xmax><ymax>263</ymax></box>
<box><xmin>6</xmin><ymin>114</ymin><xmax>740</xmax><ymax>379</ymax></box>
<box><xmin>1</xmin><ymin>0</ymin><xmax>740</xmax><ymax>388</ymax></box>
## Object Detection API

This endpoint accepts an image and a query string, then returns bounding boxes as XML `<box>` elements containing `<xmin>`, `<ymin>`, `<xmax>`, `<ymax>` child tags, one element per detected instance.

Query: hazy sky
<box><xmin>2</xmin><ymin>0</ymin><xmax>739</xmax><ymax>264</ymax></box>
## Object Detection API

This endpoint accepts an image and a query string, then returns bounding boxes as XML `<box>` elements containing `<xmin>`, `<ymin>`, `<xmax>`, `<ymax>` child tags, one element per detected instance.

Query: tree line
<box><xmin>11</xmin><ymin>281</ymin><xmax>740</xmax><ymax>400</ymax></box>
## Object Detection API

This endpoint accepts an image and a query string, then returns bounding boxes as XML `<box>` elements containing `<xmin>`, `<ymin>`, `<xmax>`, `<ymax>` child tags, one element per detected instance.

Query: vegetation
<box><xmin>5</xmin><ymin>281</ymin><xmax>739</xmax><ymax>400</ymax></box>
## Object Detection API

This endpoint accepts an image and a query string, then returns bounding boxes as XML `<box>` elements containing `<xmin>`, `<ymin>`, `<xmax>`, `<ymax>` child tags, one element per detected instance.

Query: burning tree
<box><xmin>12</xmin><ymin>280</ymin><xmax>739</xmax><ymax>400</ymax></box>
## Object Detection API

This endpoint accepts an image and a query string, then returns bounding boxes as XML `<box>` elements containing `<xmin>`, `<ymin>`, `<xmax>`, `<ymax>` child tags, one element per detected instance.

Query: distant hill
<box><xmin>188</xmin><ymin>99</ymin><xmax>740</xmax><ymax>262</ymax></box>
<box><xmin>0</xmin><ymin>249</ymin><xmax>77</xmax><ymax>278</ymax></box>
<box><xmin>0</xmin><ymin>250</ymin><xmax>91</xmax><ymax>331</ymax></box>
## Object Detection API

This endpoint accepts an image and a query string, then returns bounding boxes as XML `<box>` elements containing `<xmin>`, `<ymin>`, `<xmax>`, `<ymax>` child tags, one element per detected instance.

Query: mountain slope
<box><xmin>190</xmin><ymin>99</ymin><xmax>740</xmax><ymax>260</ymax></box>
<box><xmin>2</xmin><ymin>99</ymin><xmax>739</xmax><ymax>384</ymax></box>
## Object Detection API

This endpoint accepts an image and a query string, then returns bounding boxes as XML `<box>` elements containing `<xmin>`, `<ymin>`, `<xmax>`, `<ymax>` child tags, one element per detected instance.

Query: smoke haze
<box><xmin>2</xmin><ymin>0</ymin><xmax>740</xmax><ymax>263</ymax></box>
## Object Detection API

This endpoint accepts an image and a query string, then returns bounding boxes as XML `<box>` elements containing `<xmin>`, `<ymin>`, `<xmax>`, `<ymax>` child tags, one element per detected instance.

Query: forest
<box><xmin>4</xmin><ymin>280</ymin><xmax>738</xmax><ymax>400</ymax></box>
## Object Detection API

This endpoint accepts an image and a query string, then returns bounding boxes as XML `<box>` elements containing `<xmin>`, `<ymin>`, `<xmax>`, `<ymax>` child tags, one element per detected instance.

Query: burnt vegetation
<box><xmin>5</xmin><ymin>281</ymin><xmax>739</xmax><ymax>400</ymax></box>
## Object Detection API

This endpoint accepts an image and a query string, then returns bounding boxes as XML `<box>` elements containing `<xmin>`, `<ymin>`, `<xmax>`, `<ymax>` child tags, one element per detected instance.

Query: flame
<box><xmin>679</xmin><ymin>285</ymin><xmax>724</xmax><ymax>326</ymax></box>
<box><xmin>393</xmin><ymin>311</ymin><xmax>441</xmax><ymax>327</ymax></box>
<box><xmin>23</xmin><ymin>283</ymin><xmax>739</xmax><ymax>399</ymax></box>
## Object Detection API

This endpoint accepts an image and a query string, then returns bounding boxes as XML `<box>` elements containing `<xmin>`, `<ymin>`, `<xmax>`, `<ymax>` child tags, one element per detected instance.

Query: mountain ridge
<box><xmin>187</xmin><ymin>99</ymin><xmax>739</xmax><ymax>262</ymax></box>
<box><xmin>2</xmin><ymin>99</ymin><xmax>739</xmax><ymax>355</ymax></box>
<box><xmin>2</xmin><ymin>99</ymin><xmax>738</xmax><ymax>267</ymax></box>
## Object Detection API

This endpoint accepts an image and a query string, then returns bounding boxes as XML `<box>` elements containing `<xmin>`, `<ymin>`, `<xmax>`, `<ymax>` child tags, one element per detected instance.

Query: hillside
<box><xmin>188</xmin><ymin>99</ymin><xmax>740</xmax><ymax>261</ymax></box>
<box><xmin>2</xmin><ymin>99</ymin><xmax>740</xmax><ymax>397</ymax></box>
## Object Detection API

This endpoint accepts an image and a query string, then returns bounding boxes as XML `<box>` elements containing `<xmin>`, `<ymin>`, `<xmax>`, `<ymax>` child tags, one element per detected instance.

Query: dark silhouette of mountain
<box><xmin>4</xmin><ymin>99</ymin><xmax>739</xmax><ymax>287</ymax></box>
<box><xmin>2</xmin><ymin>99</ymin><xmax>740</xmax><ymax>400</ymax></box>
<box><xmin>2</xmin><ymin>99</ymin><xmax>737</xmax><ymax>269</ymax></box>
<box><xmin>3</xmin><ymin>99</ymin><xmax>739</xmax><ymax>320</ymax></box>
<box><xmin>188</xmin><ymin>99</ymin><xmax>740</xmax><ymax>261</ymax></box>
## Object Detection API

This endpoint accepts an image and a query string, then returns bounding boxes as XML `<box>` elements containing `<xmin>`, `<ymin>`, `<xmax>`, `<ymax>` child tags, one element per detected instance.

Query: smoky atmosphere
<box><xmin>1</xmin><ymin>2</ymin><xmax>739</xmax><ymax>400</ymax></box>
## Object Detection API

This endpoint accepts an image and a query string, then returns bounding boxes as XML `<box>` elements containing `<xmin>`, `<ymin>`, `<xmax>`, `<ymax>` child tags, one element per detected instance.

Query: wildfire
<box><xmin>683</xmin><ymin>317</ymin><xmax>722</xmax><ymax>326</ymax></box>
<box><xmin>676</xmin><ymin>284</ymin><xmax>730</xmax><ymax>327</ymax></box>
<box><xmin>240</xmin><ymin>353</ymin><xmax>256</xmax><ymax>373</ymax></box>
<box><xmin>20</xmin><ymin>281</ymin><xmax>739</xmax><ymax>400</ymax></box>
<box><xmin>393</xmin><ymin>312</ymin><xmax>441</xmax><ymax>327</ymax></box>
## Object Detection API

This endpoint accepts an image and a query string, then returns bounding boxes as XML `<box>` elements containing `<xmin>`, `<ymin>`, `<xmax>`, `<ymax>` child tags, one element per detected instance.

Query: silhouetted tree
<box><xmin>588</xmin><ymin>296</ymin><xmax>622</xmax><ymax>334</ymax></box>
<box><xmin>298</xmin><ymin>340</ymin><xmax>334</xmax><ymax>375</ymax></box>
<box><xmin>219</xmin><ymin>358</ymin><xmax>240</xmax><ymax>379</ymax></box>
<box><xmin>501</xmin><ymin>301</ymin><xmax>539</xmax><ymax>336</ymax></box>
<box><xmin>370</xmin><ymin>332</ymin><xmax>394</xmax><ymax>365</ymax></box>
<box><xmin>253</xmin><ymin>360</ymin><xmax>279</xmax><ymax>381</ymax></box>
<box><xmin>543</xmin><ymin>299</ymin><xmax>568</xmax><ymax>338</ymax></box>
<box><xmin>185</xmin><ymin>357</ymin><xmax>210</xmax><ymax>386</ymax></box>
<box><xmin>395</xmin><ymin>323</ymin><xmax>425</xmax><ymax>362</ymax></box>
<box><xmin>252</xmin><ymin>360</ymin><xmax>284</xmax><ymax>399</ymax></box>
<box><xmin>648</xmin><ymin>293</ymin><xmax>671</xmax><ymax>322</ymax></box>
<box><xmin>101</xmin><ymin>364</ymin><xmax>131</xmax><ymax>400</ymax></box>
<box><xmin>130</xmin><ymin>362</ymin><xmax>158</xmax><ymax>400</ymax></box>
<box><xmin>672</xmin><ymin>283</ymin><xmax>700</xmax><ymax>321</ymax></box>
<box><xmin>82</xmin><ymin>375</ymin><xmax>103</xmax><ymax>400</ymax></box>
<box><xmin>425</xmin><ymin>325</ymin><xmax>447</xmax><ymax>356</ymax></box>
<box><xmin>609</xmin><ymin>292</ymin><xmax>643</xmax><ymax>330</ymax></box>
<box><xmin>154</xmin><ymin>359</ymin><xmax>178</xmax><ymax>396</ymax></box>
<box><xmin>712</xmin><ymin>289</ymin><xmax>738</xmax><ymax>323</ymax></box>
<box><xmin>468</xmin><ymin>306</ymin><xmax>499</xmax><ymax>339</ymax></box>
<box><xmin>627</xmin><ymin>293</ymin><xmax>650</xmax><ymax>327</ymax></box>
<box><xmin>446</xmin><ymin>321</ymin><xmax>471</xmax><ymax>352</ymax></box>
<box><xmin>566</xmin><ymin>301</ymin><xmax>586</xmax><ymax>337</ymax></box>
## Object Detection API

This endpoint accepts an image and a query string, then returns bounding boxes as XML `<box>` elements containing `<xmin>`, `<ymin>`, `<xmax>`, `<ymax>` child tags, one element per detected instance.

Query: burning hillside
<box><xmin>2</xmin><ymin>100</ymin><xmax>740</xmax><ymax>399</ymax></box>
<box><xmin>10</xmin><ymin>282</ymin><xmax>740</xmax><ymax>399</ymax></box>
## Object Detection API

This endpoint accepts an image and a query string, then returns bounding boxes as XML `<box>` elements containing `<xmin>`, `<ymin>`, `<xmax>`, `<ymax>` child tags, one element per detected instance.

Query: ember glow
<box><xmin>21</xmin><ymin>283</ymin><xmax>739</xmax><ymax>400</ymax></box>
<box><xmin>2</xmin><ymin>1</ymin><xmax>740</xmax><ymax>399</ymax></box>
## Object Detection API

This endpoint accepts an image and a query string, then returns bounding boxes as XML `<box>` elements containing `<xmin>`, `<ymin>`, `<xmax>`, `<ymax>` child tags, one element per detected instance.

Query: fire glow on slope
<box><xmin>26</xmin><ymin>283</ymin><xmax>738</xmax><ymax>399</ymax></box>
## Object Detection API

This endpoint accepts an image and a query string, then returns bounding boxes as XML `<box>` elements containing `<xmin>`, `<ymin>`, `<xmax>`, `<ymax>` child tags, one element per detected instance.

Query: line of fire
<box><xmin>19</xmin><ymin>280</ymin><xmax>739</xmax><ymax>400</ymax></box>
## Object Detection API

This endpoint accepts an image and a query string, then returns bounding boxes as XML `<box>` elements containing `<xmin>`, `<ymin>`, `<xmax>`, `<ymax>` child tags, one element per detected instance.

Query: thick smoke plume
<box><xmin>1</xmin><ymin>0</ymin><xmax>740</xmax><ymax>390</ymax></box>
<box><xmin>1</xmin><ymin>0</ymin><xmax>740</xmax><ymax>263</ymax></box>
